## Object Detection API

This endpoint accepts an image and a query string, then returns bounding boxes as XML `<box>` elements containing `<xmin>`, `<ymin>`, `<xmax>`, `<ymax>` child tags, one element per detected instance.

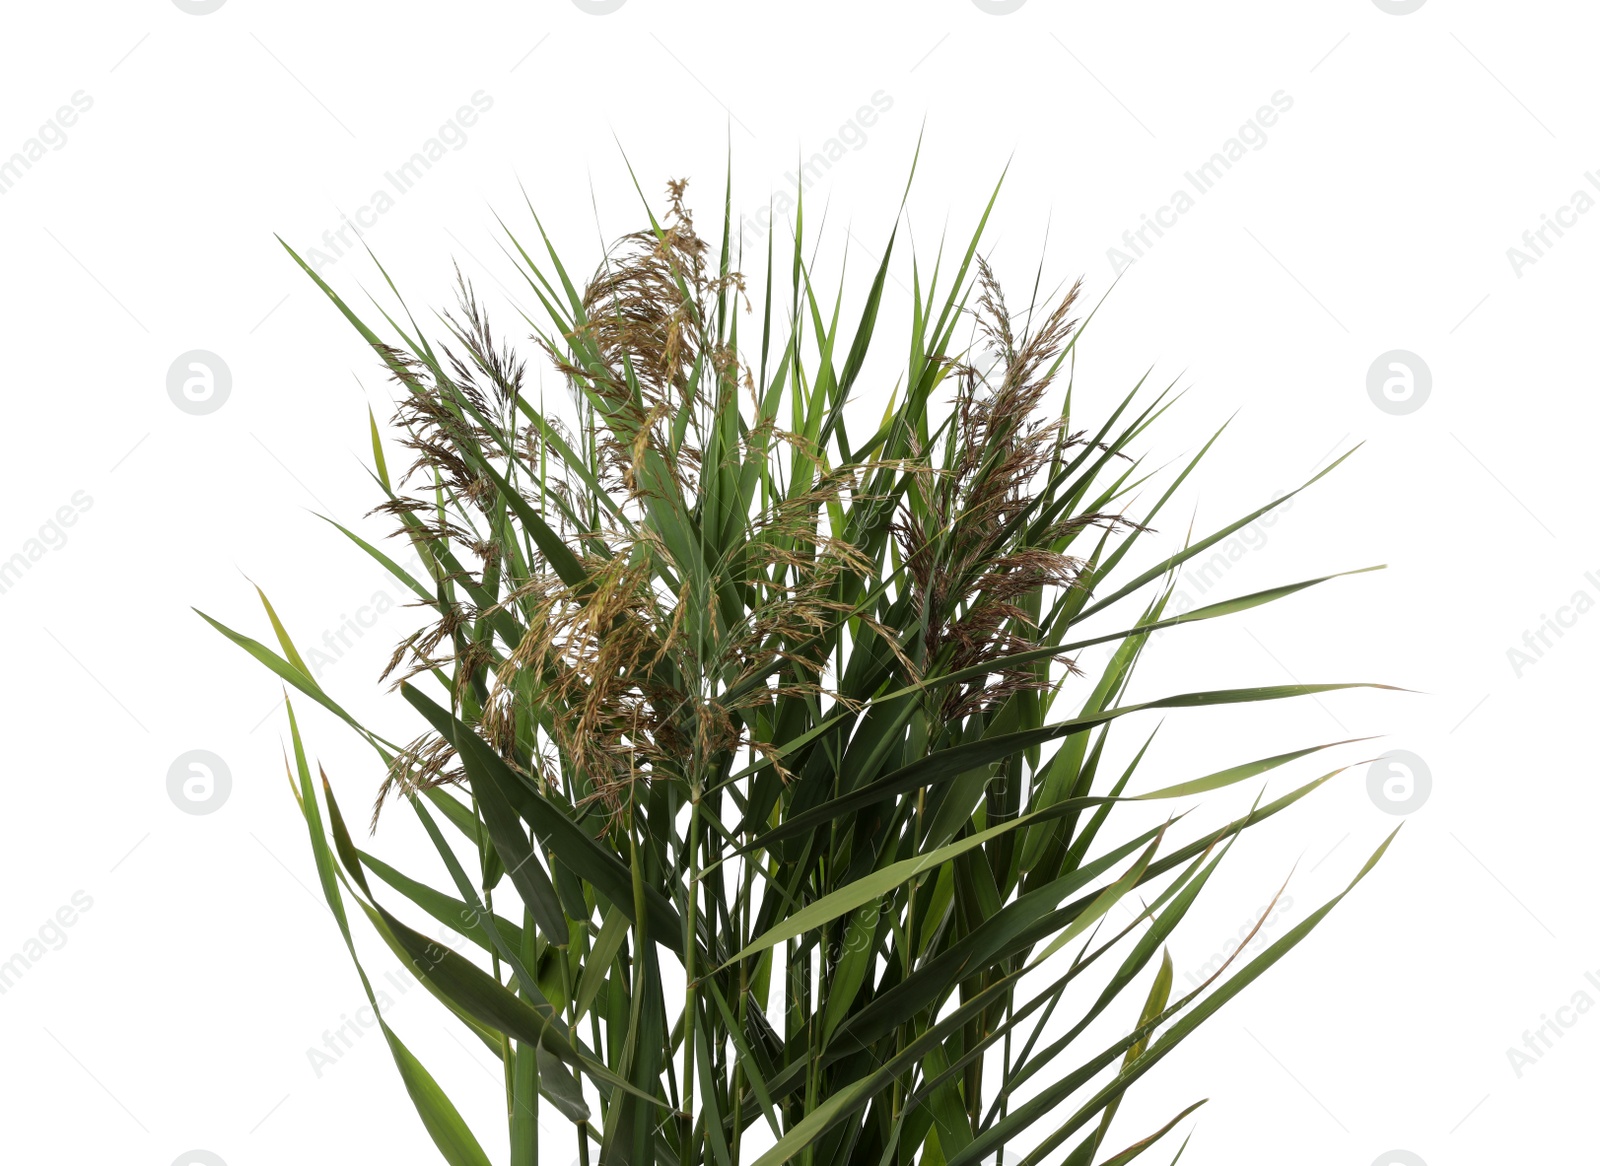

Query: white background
<box><xmin>1</xmin><ymin>2</ymin><xmax>1594</xmax><ymax>1164</ymax></box>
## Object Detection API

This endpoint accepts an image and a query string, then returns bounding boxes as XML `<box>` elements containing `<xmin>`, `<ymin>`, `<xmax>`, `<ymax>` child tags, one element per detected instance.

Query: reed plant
<box><xmin>204</xmin><ymin>162</ymin><xmax>1392</xmax><ymax>1166</ymax></box>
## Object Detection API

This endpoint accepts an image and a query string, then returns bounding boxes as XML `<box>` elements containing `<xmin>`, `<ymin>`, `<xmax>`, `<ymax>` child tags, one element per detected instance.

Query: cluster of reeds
<box><xmin>204</xmin><ymin>161</ymin><xmax>1392</xmax><ymax>1166</ymax></box>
